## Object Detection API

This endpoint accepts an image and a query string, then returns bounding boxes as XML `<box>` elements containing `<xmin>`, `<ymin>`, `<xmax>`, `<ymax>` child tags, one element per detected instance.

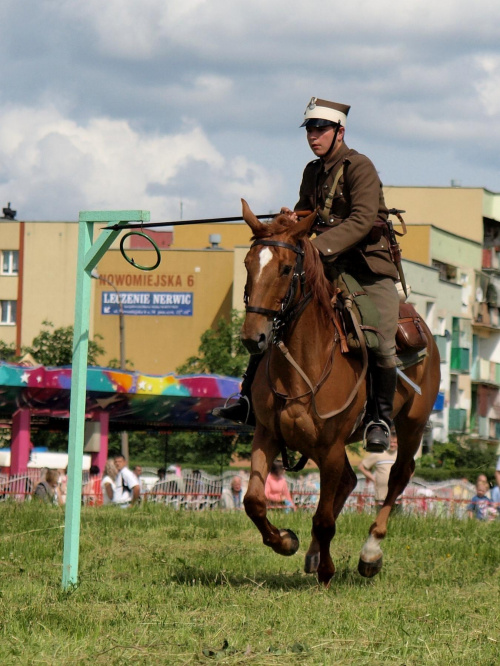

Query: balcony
<box><xmin>450</xmin><ymin>347</ymin><xmax>470</xmax><ymax>373</ymax></box>
<box><xmin>470</xmin><ymin>359</ymin><xmax>500</xmax><ymax>386</ymax></box>
<box><xmin>449</xmin><ymin>408</ymin><xmax>467</xmax><ymax>432</ymax></box>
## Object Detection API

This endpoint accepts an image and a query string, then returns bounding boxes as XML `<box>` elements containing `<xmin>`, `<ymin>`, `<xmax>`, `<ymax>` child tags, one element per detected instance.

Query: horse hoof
<box><xmin>358</xmin><ymin>556</ymin><xmax>383</xmax><ymax>578</ymax></box>
<box><xmin>304</xmin><ymin>552</ymin><xmax>320</xmax><ymax>574</ymax></box>
<box><xmin>278</xmin><ymin>529</ymin><xmax>299</xmax><ymax>556</ymax></box>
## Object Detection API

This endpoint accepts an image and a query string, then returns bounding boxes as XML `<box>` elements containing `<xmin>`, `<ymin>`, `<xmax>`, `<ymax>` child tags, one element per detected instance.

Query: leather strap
<box><xmin>318</xmin><ymin>163</ymin><xmax>345</xmax><ymax>224</ymax></box>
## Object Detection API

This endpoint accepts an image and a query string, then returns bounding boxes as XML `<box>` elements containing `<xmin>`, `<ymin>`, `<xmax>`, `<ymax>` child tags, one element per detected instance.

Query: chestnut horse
<box><xmin>240</xmin><ymin>200</ymin><xmax>440</xmax><ymax>585</ymax></box>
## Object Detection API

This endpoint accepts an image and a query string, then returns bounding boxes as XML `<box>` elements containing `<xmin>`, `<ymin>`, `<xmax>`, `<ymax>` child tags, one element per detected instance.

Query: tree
<box><xmin>176</xmin><ymin>309</ymin><xmax>249</xmax><ymax>377</ymax></box>
<box><xmin>24</xmin><ymin>320</ymin><xmax>105</xmax><ymax>366</ymax></box>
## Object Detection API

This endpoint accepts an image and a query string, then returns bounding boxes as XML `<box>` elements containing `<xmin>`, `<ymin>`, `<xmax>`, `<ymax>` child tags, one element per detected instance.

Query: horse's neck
<box><xmin>282</xmin><ymin>299</ymin><xmax>334</xmax><ymax>365</ymax></box>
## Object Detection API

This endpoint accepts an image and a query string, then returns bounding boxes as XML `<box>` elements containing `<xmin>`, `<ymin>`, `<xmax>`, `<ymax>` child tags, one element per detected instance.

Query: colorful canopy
<box><xmin>0</xmin><ymin>362</ymin><xmax>244</xmax><ymax>430</ymax></box>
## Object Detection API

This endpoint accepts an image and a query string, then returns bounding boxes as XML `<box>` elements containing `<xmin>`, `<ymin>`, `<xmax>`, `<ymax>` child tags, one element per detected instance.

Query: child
<box><xmin>467</xmin><ymin>475</ymin><xmax>494</xmax><ymax>521</ymax></box>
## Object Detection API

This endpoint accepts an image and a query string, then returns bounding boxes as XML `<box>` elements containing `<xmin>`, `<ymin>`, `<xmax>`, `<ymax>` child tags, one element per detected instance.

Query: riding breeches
<box><xmin>354</xmin><ymin>270</ymin><xmax>399</xmax><ymax>369</ymax></box>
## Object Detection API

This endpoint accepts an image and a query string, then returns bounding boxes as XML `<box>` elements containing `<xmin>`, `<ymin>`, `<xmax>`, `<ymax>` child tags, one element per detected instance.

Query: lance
<box><xmin>102</xmin><ymin>211</ymin><xmax>313</xmax><ymax>232</ymax></box>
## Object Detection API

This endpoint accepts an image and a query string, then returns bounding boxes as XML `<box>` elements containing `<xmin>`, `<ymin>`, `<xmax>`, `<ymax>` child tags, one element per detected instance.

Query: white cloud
<box><xmin>0</xmin><ymin>105</ymin><xmax>279</xmax><ymax>220</ymax></box>
<box><xmin>475</xmin><ymin>54</ymin><xmax>500</xmax><ymax>116</ymax></box>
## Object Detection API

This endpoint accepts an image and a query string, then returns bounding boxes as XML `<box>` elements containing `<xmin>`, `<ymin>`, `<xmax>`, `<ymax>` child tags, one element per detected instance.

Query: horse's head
<box><xmin>240</xmin><ymin>199</ymin><xmax>318</xmax><ymax>354</ymax></box>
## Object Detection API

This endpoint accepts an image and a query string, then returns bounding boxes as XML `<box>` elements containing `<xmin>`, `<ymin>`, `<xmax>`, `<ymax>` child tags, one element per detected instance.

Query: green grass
<box><xmin>0</xmin><ymin>503</ymin><xmax>498</xmax><ymax>665</ymax></box>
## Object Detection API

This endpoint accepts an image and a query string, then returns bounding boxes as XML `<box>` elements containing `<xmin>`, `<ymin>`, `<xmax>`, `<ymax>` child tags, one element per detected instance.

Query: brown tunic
<box><xmin>295</xmin><ymin>141</ymin><xmax>399</xmax><ymax>366</ymax></box>
<box><xmin>294</xmin><ymin>141</ymin><xmax>398</xmax><ymax>280</ymax></box>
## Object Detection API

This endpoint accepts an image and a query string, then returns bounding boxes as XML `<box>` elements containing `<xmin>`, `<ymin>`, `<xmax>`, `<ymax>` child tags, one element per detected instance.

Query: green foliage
<box><xmin>24</xmin><ymin>320</ymin><xmax>105</xmax><ymax>367</ymax></box>
<box><xmin>166</xmin><ymin>431</ymin><xmax>253</xmax><ymax>468</ymax></box>
<box><xmin>416</xmin><ymin>436</ymin><xmax>497</xmax><ymax>482</ymax></box>
<box><xmin>0</xmin><ymin>340</ymin><xmax>17</xmax><ymax>362</ymax></box>
<box><xmin>176</xmin><ymin>309</ymin><xmax>249</xmax><ymax>377</ymax></box>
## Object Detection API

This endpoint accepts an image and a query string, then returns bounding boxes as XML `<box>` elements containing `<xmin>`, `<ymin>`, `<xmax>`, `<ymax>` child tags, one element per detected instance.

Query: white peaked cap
<box><xmin>301</xmin><ymin>97</ymin><xmax>351</xmax><ymax>127</ymax></box>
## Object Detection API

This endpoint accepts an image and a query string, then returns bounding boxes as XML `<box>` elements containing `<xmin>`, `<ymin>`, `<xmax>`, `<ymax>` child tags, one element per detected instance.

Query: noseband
<box><xmin>244</xmin><ymin>238</ymin><xmax>311</xmax><ymax>333</ymax></box>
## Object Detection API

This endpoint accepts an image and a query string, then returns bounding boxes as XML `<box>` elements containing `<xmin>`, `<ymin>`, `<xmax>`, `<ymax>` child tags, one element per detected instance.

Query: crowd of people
<box><xmin>27</xmin><ymin>451</ymin><xmax>500</xmax><ymax>518</ymax></box>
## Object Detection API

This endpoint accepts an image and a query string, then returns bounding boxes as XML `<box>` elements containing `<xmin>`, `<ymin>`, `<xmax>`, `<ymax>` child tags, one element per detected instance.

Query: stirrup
<box><xmin>363</xmin><ymin>420</ymin><xmax>390</xmax><ymax>452</ymax></box>
<box><xmin>212</xmin><ymin>393</ymin><xmax>252</xmax><ymax>424</ymax></box>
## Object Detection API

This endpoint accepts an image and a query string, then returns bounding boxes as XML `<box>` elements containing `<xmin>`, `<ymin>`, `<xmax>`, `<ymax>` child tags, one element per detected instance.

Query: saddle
<box><xmin>331</xmin><ymin>275</ymin><xmax>427</xmax><ymax>356</ymax></box>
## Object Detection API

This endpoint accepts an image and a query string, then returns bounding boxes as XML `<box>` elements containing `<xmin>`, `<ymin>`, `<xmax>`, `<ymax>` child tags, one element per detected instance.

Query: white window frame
<box><xmin>0</xmin><ymin>300</ymin><xmax>16</xmax><ymax>325</ymax></box>
<box><xmin>1</xmin><ymin>250</ymin><xmax>19</xmax><ymax>275</ymax></box>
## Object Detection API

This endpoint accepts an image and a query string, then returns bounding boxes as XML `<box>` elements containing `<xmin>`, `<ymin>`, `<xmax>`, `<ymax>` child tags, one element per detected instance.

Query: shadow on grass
<box><xmin>167</xmin><ymin>562</ymin><xmax>376</xmax><ymax>590</ymax></box>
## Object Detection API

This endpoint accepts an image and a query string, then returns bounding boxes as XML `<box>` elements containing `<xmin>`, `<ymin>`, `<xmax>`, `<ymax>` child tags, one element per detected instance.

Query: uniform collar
<box><xmin>322</xmin><ymin>141</ymin><xmax>350</xmax><ymax>172</ymax></box>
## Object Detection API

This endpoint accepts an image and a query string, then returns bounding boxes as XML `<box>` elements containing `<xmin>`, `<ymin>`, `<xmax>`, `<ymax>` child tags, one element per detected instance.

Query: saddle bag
<box><xmin>333</xmin><ymin>271</ymin><xmax>380</xmax><ymax>352</ymax></box>
<box><xmin>396</xmin><ymin>302</ymin><xmax>427</xmax><ymax>353</ymax></box>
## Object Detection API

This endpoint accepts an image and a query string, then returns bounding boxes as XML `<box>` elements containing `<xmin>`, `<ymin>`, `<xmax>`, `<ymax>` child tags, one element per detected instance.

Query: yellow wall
<box><xmin>171</xmin><ymin>223</ymin><xmax>253</xmax><ymax>249</ymax></box>
<box><xmin>397</xmin><ymin>225</ymin><xmax>431</xmax><ymax>265</ymax></box>
<box><xmin>92</xmin><ymin>248</ymin><xmax>235</xmax><ymax>374</ymax></box>
<box><xmin>383</xmin><ymin>186</ymin><xmax>485</xmax><ymax>244</ymax></box>
<box><xmin>22</xmin><ymin>223</ymin><xmax>80</xmax><ymax>346</ymax></box>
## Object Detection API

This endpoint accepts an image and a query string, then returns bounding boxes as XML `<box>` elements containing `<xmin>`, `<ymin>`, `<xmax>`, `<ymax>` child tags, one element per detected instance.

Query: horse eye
<box><xmin>282</xmin><ymin>265</ymin><xmax>292</xmax><ymax>276</ymax></box>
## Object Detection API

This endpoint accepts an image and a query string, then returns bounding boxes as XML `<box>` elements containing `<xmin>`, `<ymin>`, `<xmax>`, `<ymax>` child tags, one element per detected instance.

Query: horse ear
<box><xmin>242</xmin><ymin>199</ymin><xmax>266</xmax><ymax>235</ymax></box>
<box><xmin>290</xmin><ymin>209</ymin><xmax>318</xmax><ymax>241</ymax></box>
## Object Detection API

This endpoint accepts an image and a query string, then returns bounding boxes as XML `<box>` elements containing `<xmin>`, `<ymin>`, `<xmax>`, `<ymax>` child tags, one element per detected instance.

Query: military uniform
<box><xmin>295</xmin><ymin>141</ymin><xmax>399</xmax><ymax>369</ymax></box>
<box><xmin>214</xmin><ymin>96</ymin><xmax>398</xmax><ymax>451</ymax></box>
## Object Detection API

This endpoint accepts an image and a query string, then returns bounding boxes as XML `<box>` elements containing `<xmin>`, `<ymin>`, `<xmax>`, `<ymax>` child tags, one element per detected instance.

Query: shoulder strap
<box><xmin>319</xmin><ymin>164</ymin><xmax>345</xmax><ymax>223</ymax></box>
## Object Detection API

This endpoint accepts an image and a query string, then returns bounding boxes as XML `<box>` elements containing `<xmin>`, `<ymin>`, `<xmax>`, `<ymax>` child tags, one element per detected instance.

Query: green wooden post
<box><xmin>62</xmin><ymin>210</ymin><xmax>150</xmax><ymax>589</ymax></box>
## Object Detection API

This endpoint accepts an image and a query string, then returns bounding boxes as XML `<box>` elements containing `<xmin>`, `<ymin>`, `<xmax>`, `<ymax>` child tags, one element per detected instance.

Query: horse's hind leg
<box><xmin>358</xmin><ymin>416</ymin><xmax>424</xmax><ymax>578</ymax></box>
<box><xmin>243</xmin><ymin>428</ymin><xmax>299</xmax><ymax>557</ymax></box>
<box><xmin>305</xmin><ymin>452</ymin><xmax>357</xmax><ymax>575</ymax></box>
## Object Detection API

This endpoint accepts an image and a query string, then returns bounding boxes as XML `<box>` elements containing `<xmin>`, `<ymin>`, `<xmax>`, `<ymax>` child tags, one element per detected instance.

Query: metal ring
<box><xmin>119</xmin><ymin>232</ymin><xmax>161</xmax><ymax>271</ymax></box>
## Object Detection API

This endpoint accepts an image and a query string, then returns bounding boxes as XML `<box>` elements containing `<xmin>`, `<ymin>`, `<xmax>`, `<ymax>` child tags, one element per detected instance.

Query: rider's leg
<box><xmin>359</xmin><ymin>275</ymin><xmax>399</xmax><ymax>452</ymax></box>
<box><xmin>212</xmin><ymin>353</ymin><xmax>262</xmax><ymax>425</ymax></box>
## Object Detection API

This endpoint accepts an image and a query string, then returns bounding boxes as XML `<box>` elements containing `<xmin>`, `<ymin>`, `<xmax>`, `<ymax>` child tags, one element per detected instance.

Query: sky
<box><xmin>0</xmin><ymin>0</ymin><xmax>499</xmax><ymax>222</ymax></box>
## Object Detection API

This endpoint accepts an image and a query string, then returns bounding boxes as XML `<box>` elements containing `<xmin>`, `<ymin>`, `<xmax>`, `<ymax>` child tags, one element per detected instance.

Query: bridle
<box><xmin>244</xmin><ymin>239</ymin><xmax>312</xmax><ymax>335</ymax></box>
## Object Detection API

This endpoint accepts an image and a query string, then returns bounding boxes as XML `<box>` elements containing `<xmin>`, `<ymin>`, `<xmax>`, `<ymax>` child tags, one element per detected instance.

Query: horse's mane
<box><xmin>251</xmin><ymin>215</ymin><xmax>334</xmax><ymax>318</ymax></box>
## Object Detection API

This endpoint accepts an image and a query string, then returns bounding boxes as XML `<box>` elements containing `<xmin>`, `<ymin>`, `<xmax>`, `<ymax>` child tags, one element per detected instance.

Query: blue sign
<box><xmin>101</xmin><ymin>291</ymin><xmax>193</xmax><ymax>316</ymax></box>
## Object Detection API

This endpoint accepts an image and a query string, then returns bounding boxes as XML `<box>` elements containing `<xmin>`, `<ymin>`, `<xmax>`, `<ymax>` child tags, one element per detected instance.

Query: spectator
<box><xmin>101</xmin><ymin>459</ymin><xmax>118</xmax><ymax>506</ymax></box>
<box><xmin>133</xmin><ymin>465</ymin><xmax>146</xmax><ymax>495</ymax></box>
<box><xmin>265</xmin><ymin>460</ymin><xmax>296</xmax><ymax>512</ymax></box>
<box><xmin>467</xmin><ymin>474</ymin><xmax>494</xmax><ymax>520</ymax></box>
<box><xmin>58</xmin><ymin>467</ymin><xmax>68</xmax><ymax>504</ymax></box>
<box><xmin>494</xmin><ymin>456</ymin><xmax>500</xmax><ymax>516</ymax></box>
<box><xmin>357</xmin><ymin>431</ymin><xmax>398</xmax><ymax>506</ymax></box>
<box><xmin>34</xmin><ymin>469</ymin><xmax>62</xmax><ymax>505</ymax></box>
<box><xmin>83</xmin><ymin>465</ymin><xmax>101</xmax><ymax>506</ymax></box>
<box><xmin>221</xmin><ymin>475</ymin><xmax>245</xmax><ymax>510</ymax></box>
<box><xmin>113</xmin><ymin>455</ymin><xmax>140</xmax><ymax>508</ymax></box>
<box><xmin>156</xmin><ymin>467</ymin><xmax>166</xmax><ymax>482</ymax></box>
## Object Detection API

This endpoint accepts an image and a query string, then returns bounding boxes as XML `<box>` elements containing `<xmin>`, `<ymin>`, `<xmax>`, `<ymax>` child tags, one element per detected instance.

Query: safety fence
<box><xmin>1</xmin><ymin>469</ymin><xmax>498</xmax><ymax>520</ymax></box>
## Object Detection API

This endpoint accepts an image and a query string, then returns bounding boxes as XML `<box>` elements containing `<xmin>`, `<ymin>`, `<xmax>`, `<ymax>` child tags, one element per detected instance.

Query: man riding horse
<box><xmin>215</xmin><ymin>97</ymin><xmax>399</xmax><ymax>453</ymax></box>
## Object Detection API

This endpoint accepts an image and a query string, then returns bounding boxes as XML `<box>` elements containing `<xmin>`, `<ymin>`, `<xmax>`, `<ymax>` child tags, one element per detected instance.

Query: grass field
<box><xmin>0</xmin><ymin>502</ymin><xmax>498</xmax><ymax>665</ymax></box>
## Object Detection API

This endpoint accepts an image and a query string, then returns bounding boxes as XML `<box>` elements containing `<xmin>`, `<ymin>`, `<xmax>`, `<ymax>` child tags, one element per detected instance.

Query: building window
<box><xmin>432</xmin><ymin>259</ymin><xmax>457</xmax><ymax>283</ymax></box>
<box><xmin>0</xmin><ymin>300</ymin><xmax>16</xmax><ymax>325</ymax></box>
<box><xmin>1</xmin><ymin>250</ymin><xmax>19</xmax><ymax>275</ymax></box>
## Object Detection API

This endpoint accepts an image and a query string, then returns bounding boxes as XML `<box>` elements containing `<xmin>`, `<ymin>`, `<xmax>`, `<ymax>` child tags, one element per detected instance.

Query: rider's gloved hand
<box><xmin>280</xmin><ymin>207</ymin><xmax>298</xmax><ymax>223</ymax></box>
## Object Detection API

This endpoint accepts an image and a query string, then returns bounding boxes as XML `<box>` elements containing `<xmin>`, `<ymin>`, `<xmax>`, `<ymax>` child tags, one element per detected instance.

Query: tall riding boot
<box><xmin>212</xmin><ymin>354</ymin><xmax>262</xmax><ymax>425</ymax></box>
<box><xmin>365</xmin><ymin>365</ymin><xmax>397</xmax><ymax>452</ymax></box>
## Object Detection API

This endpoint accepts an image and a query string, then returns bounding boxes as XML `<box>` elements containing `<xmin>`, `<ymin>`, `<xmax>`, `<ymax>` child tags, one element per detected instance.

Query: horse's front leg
<box><xmin>244</xmin><ymin>426</ymin><xmax>299</xmax><ymax>557</ymax></box>
<box><xmin>305</xmin><ymin>452</ymin><xmax>357</xmax><ymax>576</ymax></box>
<box><xmin>308</xmin><ymin>446</ymin><xmax>346</xmax><ymax>586</ymax></box>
